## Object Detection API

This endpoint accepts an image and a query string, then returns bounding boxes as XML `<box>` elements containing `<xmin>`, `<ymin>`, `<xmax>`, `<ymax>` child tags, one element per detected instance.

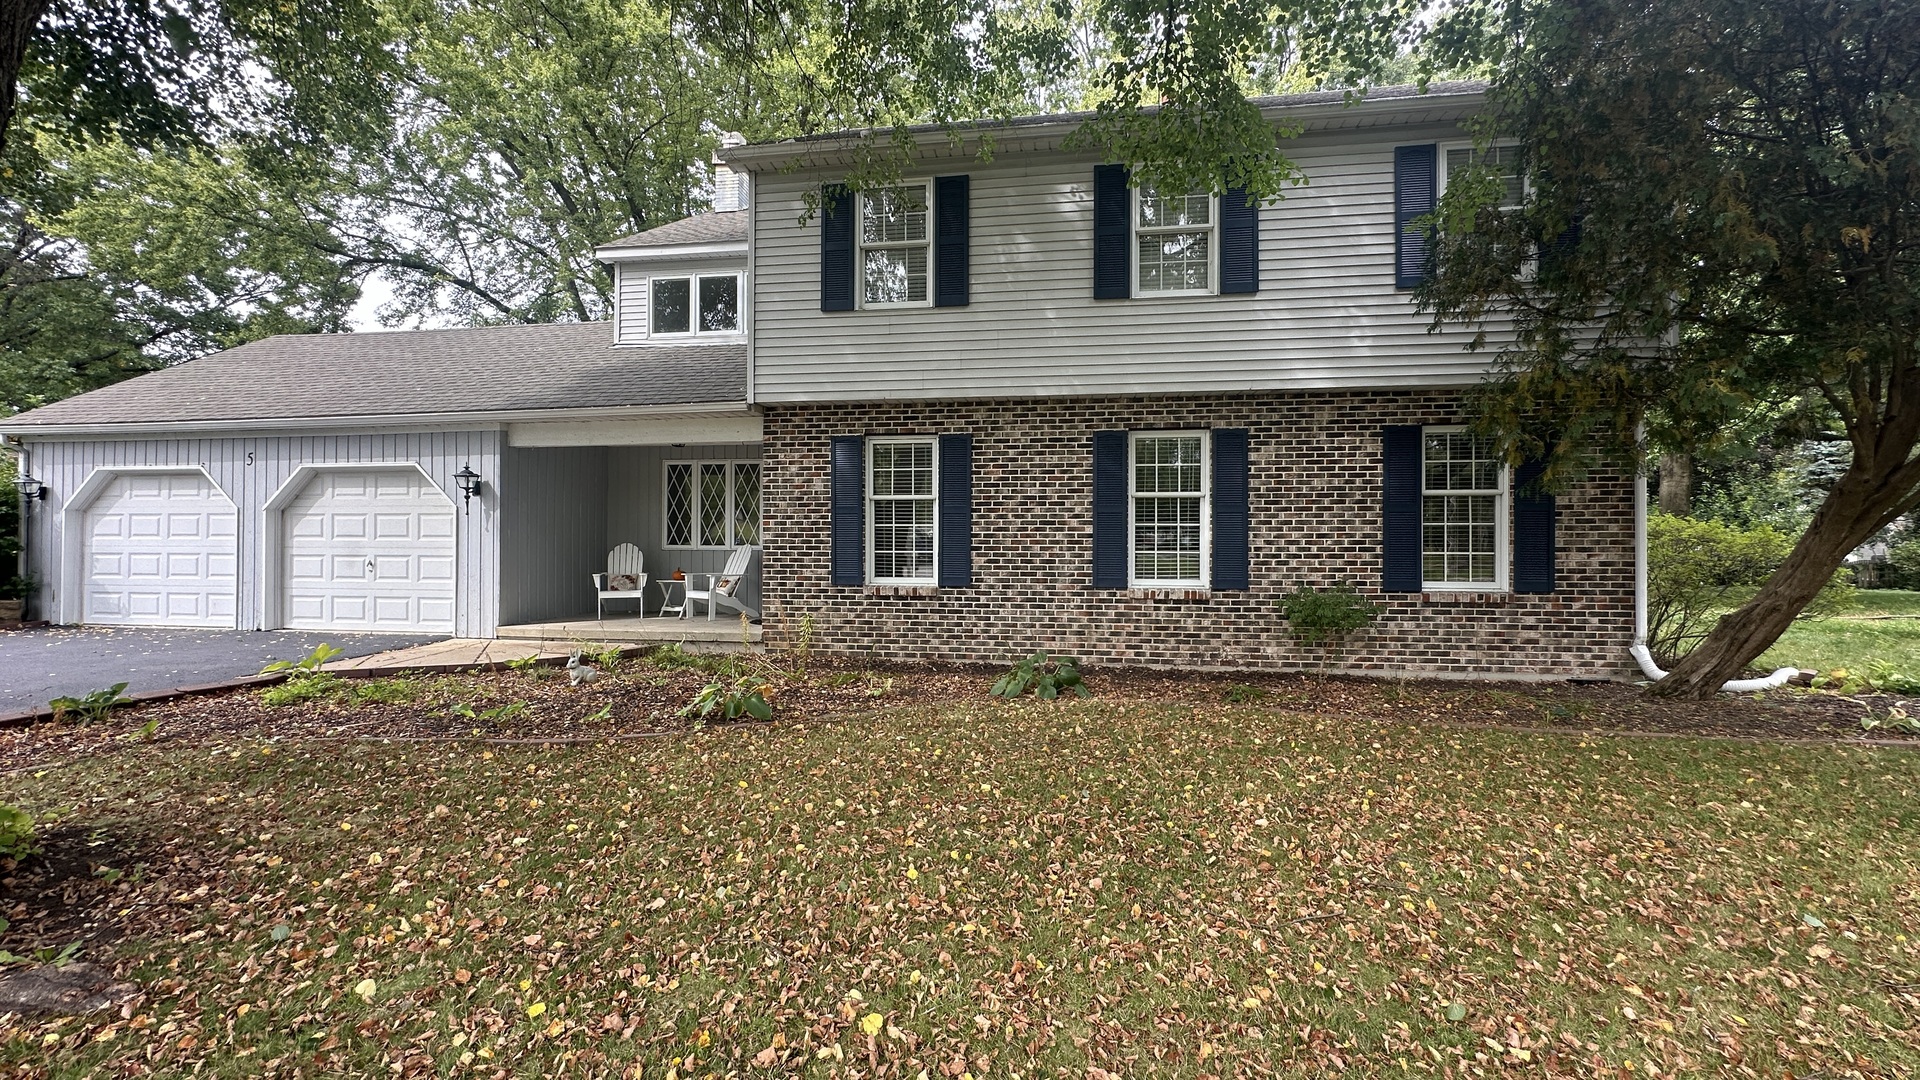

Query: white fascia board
<box><xmin>507</xmin><ymin>411</ymin><xmax>764</xmax><ymax>447</ymax></box>
<box><xmin>593</xmin><ymin>241</ymin><xmax>748</xmax><ymax>262</ymax></box>
<box><xmin>0</xmin><ymin>401</ymin><xmax>756</xmax><ymax>440</ymax></box>
<box><xmin>720</xmin><ymin>88</ymin><xmax>1486</xmax><ymax>172</ymax></box>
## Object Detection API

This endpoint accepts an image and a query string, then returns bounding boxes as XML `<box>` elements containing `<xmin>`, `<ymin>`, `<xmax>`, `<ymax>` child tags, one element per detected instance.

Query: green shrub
<box><xmin>1648</xmin><ymin>512</ymin><xmax>1855</xmax><ymax>661</ymax></box>
<box><xmin>0</xmin><ymin>803</ymin><xmax>37</xmax><ymax>862</ymax></box>
<box><xmin>1880</xmin><ymin>534</ymin><xmax>1920</xmax><ymax>591</ymax></box>
<box><xmin>683</xmin><ymin>677</ymin><xmax>773</xmax><ymax>723</ymax></box>
<box><xmin>49</xmin><ymin>682</ymin><xmax>130</xmax><ymax>724</ymax></box>
<box><xmin>1276</xmin><ymin>584</ymin><xmax>1380</xmax><ymax>652</ymax></box>
<box><xmin>990</xmin><ymin>652</ymin><xmax>1090</xmax><ymax>701</ymax></box>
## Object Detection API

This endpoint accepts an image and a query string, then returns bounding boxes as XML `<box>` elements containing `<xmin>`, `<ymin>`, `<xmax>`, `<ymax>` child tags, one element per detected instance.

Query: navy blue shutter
<box><xmin>1394</xmin><ymin>145</ymin><xmax>1438</xmax><ymax>289</ymax></box>
<box><xmin>1092</xmin><ymin>430</ymin><xmax>1128</xmax><ymax>587</ymax></box>
<box><xmin>1513</xmin><ymin>459</ymin><xmax>1557</xmax><ymax>593</ymax></box>
<box><xmin>820</xmin><ymin>186</ymin><xmax>855</xmax><ymax>312</ymax></box>
<box><xmin>1540</xmin><ymin>215</ymin><xmax>1583</xmax><ymax>275</ymax></box>
<box><xmin>1211</xmin><ymin>428</ymin><xmax>1250</xmax><ymax>589</ymax></box>
<box><xmin>1093</xmin><ymin>165</ymin><xmax>1131</xmax><ymax>299</ymax></box>
<box><xmin>830</xmin><ymin>435</ymin><xmax>864</xmax><ymax>585</ymax></box>
<box><xmin>1382</xmin><ymin>426</ymin><xmax>1423</xmax><ymax>591</ymax></box>
<box><xmin>1219</xmin><ymin>186</ymin><xmax>1259</xmax><ymax>294</ymax></box>
<box><xmin>937</xmin><ymin>434</ymin><xmax>972</xmax><ymax>587</ymax></box>
<box><xmin>934</xmin><ymin>175</ymin><xmax>970</xmax><ymax>307</ymax></box>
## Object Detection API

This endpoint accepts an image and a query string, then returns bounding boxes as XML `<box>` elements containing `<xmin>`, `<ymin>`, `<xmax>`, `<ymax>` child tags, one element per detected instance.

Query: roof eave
<box><xmin>0</xmin><ymin>400</ymin><xmax>756</xmax><ymax>439</ymax></box>
<box><xmin>593</xmin><ymin>240</ymin><xmax>748</xmax><ymax>263</ymax></box>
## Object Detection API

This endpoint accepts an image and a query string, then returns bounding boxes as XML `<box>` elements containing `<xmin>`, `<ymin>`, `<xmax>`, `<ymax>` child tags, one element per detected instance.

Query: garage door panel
<box><xmin>83</xmin><ymin>473</ymin><xmax>237</xmax><ymax>628</ymax></box>
<box><xmin>281</xmin><ymin>468</ymin><xmax>455</xmax><ymax>633</ymax></box>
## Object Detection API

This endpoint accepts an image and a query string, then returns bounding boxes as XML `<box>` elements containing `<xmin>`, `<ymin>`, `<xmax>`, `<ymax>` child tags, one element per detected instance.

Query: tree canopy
<box><xmin>1420</xmin><ymin>0</ymin><xmax>1919</xmax><ymax>696</ymax></box>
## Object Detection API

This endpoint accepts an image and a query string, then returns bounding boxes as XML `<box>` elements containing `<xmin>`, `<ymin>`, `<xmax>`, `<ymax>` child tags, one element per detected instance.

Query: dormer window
<box><xmin>649</xmin><ymin>272</ymin><xmax>740</xmax><ymax>336</ymax></box>
<box><xmin>858</xmin><ymin>182</ymin><xmax>932</xmax><ymax>308</ymax></box>
<box><xmin>1134</xmin><ymin>186</ymin><xmax>1214</xmax><ymax>295</ymax></box>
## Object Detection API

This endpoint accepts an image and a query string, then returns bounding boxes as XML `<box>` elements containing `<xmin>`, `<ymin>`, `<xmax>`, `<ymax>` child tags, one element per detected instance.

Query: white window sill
<box><xmin>1129</xmin><ymin>289</ymin><xmax>1217</xmax><ymax>299</ymax></box>
<box><xmin>865</xmin><ymin>584</ymin><xmax>939</xmax><ymax>597</ymax></box>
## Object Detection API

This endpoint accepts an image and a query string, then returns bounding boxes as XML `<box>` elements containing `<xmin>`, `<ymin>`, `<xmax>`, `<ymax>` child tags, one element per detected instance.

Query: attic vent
<box><xmin>712</xmin><ymin>131</ymin><xmax>748</xmax><ymax>213</ymax></box>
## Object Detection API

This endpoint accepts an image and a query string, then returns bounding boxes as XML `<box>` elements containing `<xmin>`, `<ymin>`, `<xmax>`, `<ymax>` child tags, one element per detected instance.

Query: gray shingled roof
<box><xmin>1</xmin><ymin>322</ymin><xmax>746</xmax><ymax>431</ymax></box>
<box><xmin>598</xmin><ymin>211</ymin><xmax>748</xmax><ymax>252</ymax></box>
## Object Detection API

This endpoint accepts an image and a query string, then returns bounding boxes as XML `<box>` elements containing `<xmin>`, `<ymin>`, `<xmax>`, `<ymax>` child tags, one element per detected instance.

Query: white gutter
<box><xmin>1630</xmin><ymin>463</ymin><xmax>1798</xmax><ymax>692</ymax></box>
<box><xmin>0</xmin><ymin>400</ymin><xmax>757</xmax><ymax>440</ymax></box>
<box><xmin>593</xmin><ymin>240</ymin><xmax>746</xmax><ymax>262</ymax></box>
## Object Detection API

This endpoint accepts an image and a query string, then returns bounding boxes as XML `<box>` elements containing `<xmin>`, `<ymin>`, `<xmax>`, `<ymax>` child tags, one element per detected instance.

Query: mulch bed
<box><xmin>1</xmin><ymin>653</ymin><xmax>1912</xmax><ymax>777</ymax></box>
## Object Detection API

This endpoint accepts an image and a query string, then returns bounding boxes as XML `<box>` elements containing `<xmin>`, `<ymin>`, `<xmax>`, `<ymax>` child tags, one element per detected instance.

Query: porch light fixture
<box><xmin>454</xmin><ymin>464</ymin><xmax>481</xmax><ymax>512</ymax></box>
<box><xmin>14</xmin><ymin>474</ymin><xmax>46</xmax><ymax>502</ymax></box>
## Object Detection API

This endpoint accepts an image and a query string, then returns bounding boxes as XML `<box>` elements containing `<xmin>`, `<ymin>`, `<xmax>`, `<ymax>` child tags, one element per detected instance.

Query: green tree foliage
<box><xmin>1646</xmin><ymin>513</ymin><xmax>1854</xmax><ymax>664</ymax></box>
<box><xmin>1418</xmin><ymin>0</ymin><xmax>1919</xmax><ymax>696</ymax></box>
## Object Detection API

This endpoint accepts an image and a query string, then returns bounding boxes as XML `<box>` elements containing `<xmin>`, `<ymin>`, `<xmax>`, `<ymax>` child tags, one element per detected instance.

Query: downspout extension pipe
<box><xmin>1630</xmin><ymin>462</ymin><xmax>1798</xmax><ymax>693</ymax></box>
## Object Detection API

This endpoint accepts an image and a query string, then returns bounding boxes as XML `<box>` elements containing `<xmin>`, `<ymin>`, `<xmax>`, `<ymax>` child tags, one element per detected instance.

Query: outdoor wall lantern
<box><xmin>14</xmin><ymin>474</ymin><xmax>47</xmax><ymax>503</ymax></box>
<box><xmin>454</xmin><ymin>464</ymin><xmax>481</xmax><ymax>512</ymax></box>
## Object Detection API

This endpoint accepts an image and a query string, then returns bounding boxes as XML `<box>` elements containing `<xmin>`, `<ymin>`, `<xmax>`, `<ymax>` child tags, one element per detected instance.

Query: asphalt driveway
<box><xmin>0</xmin><ymin>627</ymin><xmax>444</xmax><ymax>716</ymax></box>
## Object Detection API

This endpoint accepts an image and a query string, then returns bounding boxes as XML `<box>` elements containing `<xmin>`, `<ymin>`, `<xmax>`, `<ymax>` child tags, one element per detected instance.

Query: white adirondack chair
<box><xmin>685</xmin><ymin>546</ymin><xmax>759</xmax><ymax>621</ymax></box>
<box><xmin>592</xmin><ymin>543</ymin><xmax>648</xmax><ymax>619</ymax></box>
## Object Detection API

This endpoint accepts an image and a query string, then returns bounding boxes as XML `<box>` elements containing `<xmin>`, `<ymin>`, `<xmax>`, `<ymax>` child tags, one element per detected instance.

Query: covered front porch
<box><xmin>494</xmin><ymin>410</ymin><xmax>765</xmax><ymax>638</ymax></box>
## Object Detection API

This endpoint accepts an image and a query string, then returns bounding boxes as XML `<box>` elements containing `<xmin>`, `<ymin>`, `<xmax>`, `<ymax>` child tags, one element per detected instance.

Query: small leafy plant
<box><xmin>683</xmin><ymin>677</ymin><xmax>773</xmax><ymax>724</ymax></box>
<box><xmin>261</xmin><ymin>643</ymin><xmax>346</xmax><ymax>677</ymax></box>
<box><xmin>1861</xmin><ymin>706</ymin><xmax>1920</xmax><ymax>735</ymax></box>
<box><xmin>1277</xmin><ymin>583</ymin><xmax>1380</xmax><ymax>669</ymax></box>
<box><xmin>1222</xmin><ymin>683</ymin><xmax>1267</xmax><ymax>704</ymax></box>
<box><xmin>0</xmin><ymin>803</ymin><xmax>38</xmax><ymax>862</ymax></box>
<box><xmin>990</xmin><ymin>652</ymin><xmax>1090</xmax><ymax>701</ymax></box>
<box><xmin>505</xmin><ymin>653</ymin><xmax>543</xmax><ymax>673</ymax></box>
<box><xmin>261</xmin><ymin>673</ymin><xmax>345</xmax><ymax>707</ymax></box>
<box><xmin>350</xmin><ymin>677</ymin><xmax>420</xmax><ymax>706</ymax></box>
<box><xmin>451</xmin><ymin>700</ymin><xmax>527</xmax><ymax>723</ymax></box>
<box><xmin>49</xmin><ymin>682</ymin><xmax>130</xmax><ymax>724</ymax></box>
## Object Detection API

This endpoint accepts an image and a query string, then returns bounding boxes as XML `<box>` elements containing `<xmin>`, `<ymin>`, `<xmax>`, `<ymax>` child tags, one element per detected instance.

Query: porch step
<box><xmin>496</xmin><ymin>616</ymin><xmax>762</xmax><ymax>652</ymax></box>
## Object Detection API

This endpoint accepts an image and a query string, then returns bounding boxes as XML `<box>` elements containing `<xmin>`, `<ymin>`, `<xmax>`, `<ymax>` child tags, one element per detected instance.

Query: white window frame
<box><xmin>1132</xmin><ymin>186</ymin><xmax>1217</xmax><ymax>297</ymax></box>
<box><xmin>1127</xmin><ymin>430</ymin><xmax>1210</xmax><ymax>588</ymax></box>
<box><xmin>856</xmin><ymin>180</ymin><xmax>935</xmax><ymax>310</ymax></box>
<box><xmin>865</xmin><ymin>437</ymin><xmax>939</xmax><ymax>585</ymax></box>
<box><xmin>1419</xmin><ymin>425</ymin><xmax>1509</xmax><ymax>592</ymax></box>
<box><xmin>645</xmin><ymin>271</ymin><xmax>744</xmax><ymax>338</ymax></box>
<box><xmin>1437</xmin><ymin>141</ymin><xmax>1528</xmax><ymax>211</ymax></box>
<box><xmin>662</xmin><ymin>459</ymin><xmax>761</xmax><ymax>549</ymax></box>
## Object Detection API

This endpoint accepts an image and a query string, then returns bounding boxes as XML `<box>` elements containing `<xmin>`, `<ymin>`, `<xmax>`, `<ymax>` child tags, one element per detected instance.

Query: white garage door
<box><xmin>282</xmin><ymin>469</ymin><xmax>456</xmax><ymax>632</ymax></box>
<box><xmin>83</xmin><ymin>472</ymin><xmax>237</xmax><ymax>627</ymax></box>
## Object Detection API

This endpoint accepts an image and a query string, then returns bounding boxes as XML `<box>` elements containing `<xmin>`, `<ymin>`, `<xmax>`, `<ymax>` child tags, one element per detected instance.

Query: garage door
<box><xmin>281</xmin><ymin>469</ymin><xmax>456</xmax><ymax>632</ymax></box>
<box><xmin>83</xmin><ymin>472</ymin><xmax>237</xmax><ymax>627</ymax></box>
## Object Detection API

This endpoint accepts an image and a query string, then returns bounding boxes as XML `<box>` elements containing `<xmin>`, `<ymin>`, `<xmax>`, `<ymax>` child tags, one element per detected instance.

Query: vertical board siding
<box><xmin>498</xmin><ymin>446</ymin><xmax>610</xmax><ymax>623</ymax></box>
<box><xmin>750</xmin><ymin>126</ymin><xmax>1517</xmax><ymax>400</ymax></box>
<box><xmin>22</xmin><ymin>431</ymin><xmax>502</xmax><ymax>636</ymax></box>
<box><xmin>605</xmin><ymin>443</ymin><xmax>763</xmax><ymax>614</ymax></box>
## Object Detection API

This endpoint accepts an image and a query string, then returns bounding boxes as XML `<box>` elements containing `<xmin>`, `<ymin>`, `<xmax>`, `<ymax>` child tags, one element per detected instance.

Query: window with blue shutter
<box><xmin>1091</xmin><ymin>430</ymin><xmax>1128</xmax><ymax>586</ymax></box>
<box><xmin>1092</xmin><ymin>165</ymin><xmax>1131</xmax><ymax>300</ymax></box>
<box><xmin>1211</xmin><ymin>428</ymin><xmax>1250</xmax><ymax>589</ymax></box>
<box><xmin>1393</xmin><ymin>145</ymin><xmax>1437</xmax><ymax>289</ymax></box>
<box><xmin>830</xmin><ymin>435</ymin><xmax>865</xmax><ymax>584</ymax></box>
<box><xmin>934</xmin><ymin>176</ymin><xmax>969</xmax><ymax>308</ymax></box>
<box><xmin>1512</xmin><ymin>459</ymin><xmax>1557</xmax><ymax>593</ymax></box>
<box><xmin>820</xmin><ymin>186</ymin><xmax>855</xmax><ymax>312</ymax></box>
<box><xmin>937</xmin><ymin>434</ymin><xmax>972</xmax><ymax>586</ymax></box>
<box><xmin>1382</xmin><ymin>426</ymin><xmax>1423</xmax><ymax>590</ymax></box>
<box><xmin>1219</xmin><ymin>187</ymin><xmax>1259</xmax><ymax>295</ymax></box>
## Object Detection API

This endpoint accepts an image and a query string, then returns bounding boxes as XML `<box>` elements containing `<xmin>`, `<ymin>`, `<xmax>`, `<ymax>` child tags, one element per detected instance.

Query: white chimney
<box><xmin>712</xmin><ymin>131</ymin><xmax>748</xmax><ymax>212</ymax></box>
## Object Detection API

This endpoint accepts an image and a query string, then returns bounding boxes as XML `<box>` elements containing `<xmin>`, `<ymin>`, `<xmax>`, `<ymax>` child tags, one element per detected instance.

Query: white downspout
<box><xmin>1630</xmin><ymin>460</ymin><xmax>1797</xmax><ymax>692</ymax></box>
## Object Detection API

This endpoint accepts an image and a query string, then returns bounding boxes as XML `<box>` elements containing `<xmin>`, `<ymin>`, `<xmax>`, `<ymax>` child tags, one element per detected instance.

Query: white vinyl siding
<box><xmin>1129</xmin><ymin>432</ymin><xmax>1208</xmax><ymax>587</ymax></box>
<box><xmin>866</xmin><ymin>438</ymin><xmax>937</xmax><ymax>583</ymax></box>
<box><xmin>1421</xmin><ymin>427</ymin><xmax>1507</xmax><ymax>590</ymax></box>
<box><xmin>749</xmin><ymin>126</ymin><xmax>1518</xmax><ymax>401</ymax></box>
<box><xmin>615</xmin><ymin>264</ymin><xmax>648</xmax><ymax>342</ymax></box>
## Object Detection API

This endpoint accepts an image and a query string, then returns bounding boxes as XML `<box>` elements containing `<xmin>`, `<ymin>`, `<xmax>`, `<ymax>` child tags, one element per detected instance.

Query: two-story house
<box><xmin>0</xmin><ymin>81</ymin><xmax>1638</xmax><ymax>678</ymax></box>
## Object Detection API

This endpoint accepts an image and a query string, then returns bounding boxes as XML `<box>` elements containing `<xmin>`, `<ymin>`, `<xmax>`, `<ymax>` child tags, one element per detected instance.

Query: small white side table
<box><xmin>656</xmin><ymin>578</ymin><xmax>688</xmax><ymax>618</ymax></box>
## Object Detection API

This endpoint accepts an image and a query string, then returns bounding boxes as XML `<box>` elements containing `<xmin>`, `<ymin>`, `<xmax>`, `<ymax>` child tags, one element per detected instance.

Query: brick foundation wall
<box><xmin>758</xmin><ymin>391</ymin><xmax>1637</xmax><ymax>679</ymax></box>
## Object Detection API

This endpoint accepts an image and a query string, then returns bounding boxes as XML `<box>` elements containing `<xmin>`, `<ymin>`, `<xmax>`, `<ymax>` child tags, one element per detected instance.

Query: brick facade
<box><xmin>758</xmin><ymin>391</ymin><xmax>1637</xmax><ymax>679</ymax></box>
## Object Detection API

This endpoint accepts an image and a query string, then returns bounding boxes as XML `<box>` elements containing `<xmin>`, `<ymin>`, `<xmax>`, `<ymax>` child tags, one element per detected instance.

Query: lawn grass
<box><xmin>1765</xmin><ymin>588</ymin><xmax>1920</xmax><ymax>673</ymax></box>
<box><xmin>4</xmin><ymin>702</ymin><xmax>1918</xmax><ymax>1077</ymax></box>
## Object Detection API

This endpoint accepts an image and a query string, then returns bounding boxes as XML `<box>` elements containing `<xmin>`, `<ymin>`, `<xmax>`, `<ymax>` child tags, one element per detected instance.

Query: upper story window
<box><xmin>1135</xmin><ymin>187</ymin><xmax>1214</xmax><ymax>295</ymax></box>
<box><xmin>1131</xmin><ymin>431</ymin><xmax>1208</xmax><ymax>586</ymax></box>
<box><xmin>650</xmin><ymin>272</ymin><xmax>741</xmax><ymax>336</ymax></box>
<box><xmin>859</xmin><ymin>183</ymin><xmax>932</xmax><ymax>308</ymax></box>
<box><xmin>1441</xmin><ymin>144</ymin><xmax>1525</xmax><ymax>210</ymax></box>
<box><xmin>1421</xmin><ymin>428</ymin><xmax>1507</xmax><ymax>590</ymax></box>
<box><xmin>868</xmin><ymin>438</ymin><xmax>937</xmax><ymax>583</ymax></box>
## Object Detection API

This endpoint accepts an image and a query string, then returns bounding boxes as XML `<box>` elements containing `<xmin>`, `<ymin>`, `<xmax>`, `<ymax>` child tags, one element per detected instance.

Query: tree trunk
<box><xmin>1648</xmin><ymin>465</ymin><xmax>1891</xmax><ymax>698</ymax></box>
<box><xmin>0</xmin><ymin>0</ymin><xmax>50</xmax><ymax>158</ymax></box>
<box><xmin>1657</xmin><ymin>453</ymin><xmax>1692</xmax><ymax>516</ymax></box>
